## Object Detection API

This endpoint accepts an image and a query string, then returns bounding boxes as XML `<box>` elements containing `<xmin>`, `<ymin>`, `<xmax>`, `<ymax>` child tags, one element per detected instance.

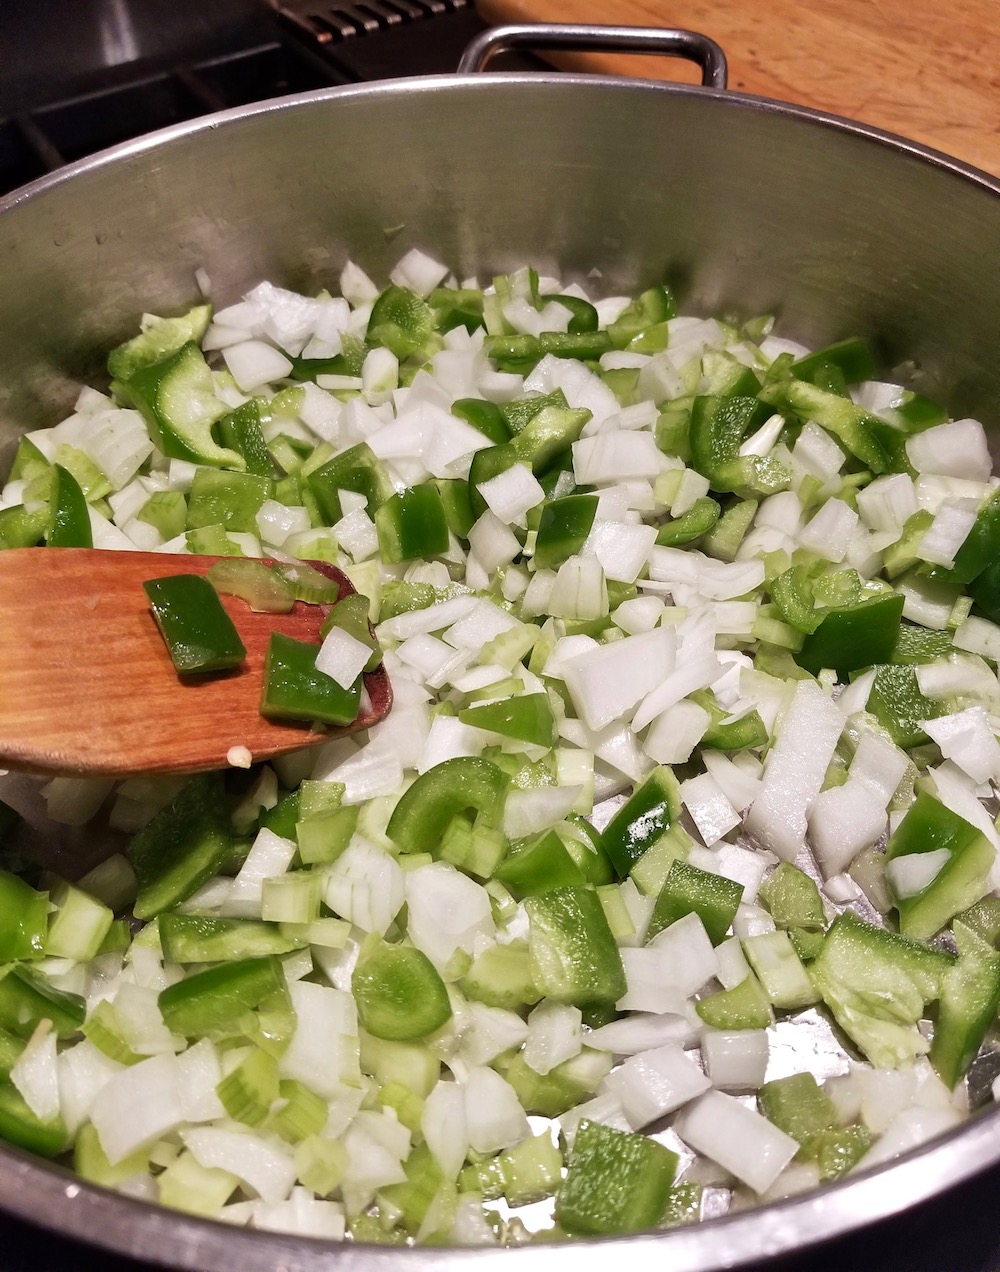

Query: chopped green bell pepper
<box><xmin>143</xmin><ymin>573</ymin><xmax>247</xmax><ymax>674</ymax></box>
<box><xmin>352</xmin><ymin>943</ymin><xmax>452</xmax><ymax>1041</ymax></box>
<box><xmin>533</xmin><ymin>493</ymin><xmax>598</xmax><ymax>570</ymax></box>
<box><xmin>261</xmin><ymin>632</ymin><xmax>361</xmax><ymax>726</ymax></box>
<box><xmin>930</xmin><ymin>919</ymin><xmax>1000</xmax><ymax>1088</ymax></box>
<box><xmin>386</xmin><ymin>756</ymin><xmax>508</xmax><ymax>855</ymax></box>
<box><xmin>555</xmin><ymin>1119</ymin><xmax>678</xmax><ymax>1235</ymax></box>
<box><xmin>647</xmin><ymin>859</ymin><xmax>742</xmax><ymax>945</ymax></box>
<box><xmin>117</xmin><ymin>342</ymin><xmax>239</xmax><ymax>468</ymax></box>
<box><xmin>525</xmin><ymin>886</ymin><xmax>626</xmax><ymax>1007</ymax></box>
<box><xmin>602</xmin><ymin>765</ymin><xmax>682</xmax><ymax>878</ymax></box>
<box><xmin>374</xmin><ymin>484</ymin><xmax>450</xmax><ymax>563</ymax></box>
<box><xmin>796</xmin><ymin>592</ymin><xmax>905</xmax><ymax>678</ymax></box>
<box><xmin>47</xmin><ymin>463</ymin><xmax>93</xmax><ymax>548</ymax></box>
<box><xmin>884</xmin><ymin>791</ymin><xmax>993</xmax><ymax>939</ymax></box>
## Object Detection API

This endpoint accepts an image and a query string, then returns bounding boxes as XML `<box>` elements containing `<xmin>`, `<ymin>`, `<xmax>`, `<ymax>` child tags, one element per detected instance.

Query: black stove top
<box><xmin>2</xmin><ymin>3</ymin><xmax>1000</xmax><ymax>1269</ymax></box>
<box><xmin>0</xmin><ymin>0</ymin><xmax>526</xmax><ymax>198</ymax></box>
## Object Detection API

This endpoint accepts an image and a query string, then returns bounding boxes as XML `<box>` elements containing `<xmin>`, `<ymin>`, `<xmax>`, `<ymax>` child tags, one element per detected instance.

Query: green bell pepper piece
<box><xmin>689</xmin><ymin>395</ymin><xmax>789</xmax><ymax>496</ymax></box>
<box><xmin>143</xmin><ymin>573</ymin><xmax>246</xmax><ymax>674</ymax></box>
<box><xmin>496</xmin><ymin>829</ymin><xmax>588</xmax><ymax>897</ymax></box>
<box><xmin>432</xmin><ymin>478</ymin><xmax>475</xmax><ymax>540</ymax></box>
<box><xmin>137</xmin><ymin>490</ymin><xmax>187</xmax><ymax>540</ymax></box>
<box><xmin>968</xmin><ymin>558</ymin><xmax>1000</xmax><ymax>624</ymax></box>
<box><xmin>485</xmin><ymin>331</ymin><xmax>612</xmax><ymax>374</ymax></box>
<box><xmin>158</xmin><ymin>955</ymin><xmax>289</xmax><ymax>1038</ymax></box>
<box><xmin>533</xmin><ymin>493</ymin><xmax>598</xmax><ymax>570</ymax></box>
<box><xmin>543</xmin><ymin>293</ymin><xmax>599</xmax><ymax>334</ymax></box>
<box><xmin>158</xmin><ymin>914</ymin><xmax>306</xmax><ymax>963</ymax></box>
<box><xmin>758</xmin><ymin>377</ymin><xmax>890</xmax><ymax>473</ymax></box>
<box><xmin>796</xmin><ymin>592</ymin><xmax>905</xmax><ymax>678</ymax></box>
<box><xmin>0</xmin><ymin>964</ymin><xmax>85</xmax><ymax>1038</ymax></box>
<box><xmin>107</xmin><ymin>304</ymin><xmax>212</xmax><ymax>381</ymax></box>
<box><xmin>0</xmin><ymin>1080</ymin><xmax>69</xmax><ymax>1158</ymax></box>
<box><xmin>647</xmin><ymin>859</ymin><xmax>742</xmax><ymax>945</ymax></box>
<box><xmin>607</xmin><ymin>285</ymin><xmax>676</xmax><ymax>350</ymax></box>
<box><xmin>810</xmin><ymin>910</ymin><xmax>953</xmax><ymax>1068</ymax></box>
<box><xmin>458</xmin><ymin>693</ymin><xmax>555</xmax><ymax>747</ymax></box>
<box><xmin>429</xmin><ymin>287</ymin><xmax>485</xmax><ymax>334</ymax></box>
<box><xmin>790</xmin><ymin>337</ymin><xmax>875</xmax><ymax>387</ymax></box>
<box><xmin>367</xmin><ymin>284</ymin><xmax>439</xmax><ymax>360</ymax></box>
<box><xmin>215</xmin><ymin>398</ymin><xmax>273</xmax><ymax>478</ymax></box>
<box><xmin>128</xmin><ymin>774</ymin><xmax>232</xmax><ymax>920</ymax></box>
<box><xmin>602</xmin><ymin>765</ymin><xmax>682</xmax><ymax>878</ymax></box>
<box><xmin>386</xmin><ymin>756</ymin><xmax>508</xmax><ymax>855</ymax></box>
<box><xmin>261</xmin><ymin>632</ymin><xmax>361</xmax><ymax>726</ymax></box>
<box><xmin>758</xmin><ymin>863</ymin><xmax>826</xmax><ymax>932</ymax></box>
<box><xmin>503</xmin><ymin>1048</ymin><xmax>611</xmax><ymax>1119</ymax></box>
<box><xmin>884</xmin><ymin>792</ymin><xmax>994</xmax><ymax>939</ymax></box>
<box><xmin>352</xmin><ymin>943</ymin><xmax>452</xmax><ymax>1041</ymax></box>
<box><xmin>867</xmin><ymin>663</ymin><xmax>943</xmax><ymax>748</ymax></box>
<box><xmin>688</xmin><ymin>688</ymin><xmax>768</xmax><ymax>751</ymax></box>
<box><xmin>320</xmin><ymin>592</ymin><xmax>381</xmax><ymax>670</ymax></box>
<box><xmin>374</xmin><ymin>484</ymin><xmax>451</xmax><ymax>563</ymax></box>
<box><xmin>930</xmin><ymin>919</ymin><xmax>1000</xmax><ymax>1088</ymax></box>
<box><xmin>47</xmin><ymin>463</ymin><xmax>93</xmax><ymax>548</ymax></box>
<box><xmin>0</xmin><ymin>504</ymin><xmax>47</xmax><ymax>550</ymax></box>
<box><xmin>512</xmin><ymin>405</ymin><xmax>591</xmax><ymax>475</ymax></box>
<box><xmin>462</xmin><ymin>940</ymin><xmax>539</xmax><ymax>1011</ymax></box>
<box><xmin>305</xmin><ymin>442</ymin><xmax>395</xmax><ymax>523</ymax></box>
<box><xmin>524</xmin><ymin>886</ymin><xmax>626</xmax><ymax>1007</ymax></box>
<box><xmin>695</xmin><ymin>972</ymin><xmax>773</xmax><ymax>1030</ymax></box>
<box><xmin>757</xmin><ymin>1071</ymin><xmax>836</xmax><ymax>1144</ymax></box>
<box><xmin>555</xmin><ymin>1119</ymin><xmax>678</xmax><ymax>1235</ymax></box>
<box><xmin>185</xmin><ymin>468</ymin><xmax>271</xmax><ymax>534</ymax></box>
<box><xmin>0</xmin><ymin>872</ymin><xmax>48</xmax><ymax>962</ymax></box>
<box><xmin>702</xmin><ymin>497</ymin><xmax>760</xmax><ymax>562</ymax></box>
<box><xmin>891</xmin><ymin>622</ymin><xmax>953</xmax><ymax>665</ymax></box>
<box><xmin>117</xmin><ymin>342</ymin><xmax>239</xmax><ymax>468</ymax></box>
<box><xmin>500</xmin><ymin>389</ymin><xmax>568</xmax><ymax>435</ymax></box>
<box><xmin>451</xmin><ymin>398</ymin><xmax>511</xmax><ymax>444</ymax></box>
<box><xmin>656</xmin><ymin>495</ymin><xmax>721</xmax><ymax>546</ymax></box>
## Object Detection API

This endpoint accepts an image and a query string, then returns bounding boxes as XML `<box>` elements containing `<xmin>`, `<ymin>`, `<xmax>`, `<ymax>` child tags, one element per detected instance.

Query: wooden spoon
<box><xmin>0</xmin><ymin>548</ymin><xmax>392</xmax><ymax>778</ymax></box>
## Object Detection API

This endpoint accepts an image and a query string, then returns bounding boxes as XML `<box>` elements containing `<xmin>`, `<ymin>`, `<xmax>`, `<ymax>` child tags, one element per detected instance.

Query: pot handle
<box><xmin>457</xmin><ymin>22</ymin><xmax>727</xmax><ymax>89</ymax></box>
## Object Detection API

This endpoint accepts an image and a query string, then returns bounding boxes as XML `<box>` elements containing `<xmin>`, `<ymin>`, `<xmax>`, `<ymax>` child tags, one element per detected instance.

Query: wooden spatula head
<box><xmin>0</xmin><ymin>548</ymin><xmax>391</xmax><ymax>777</ymax></box>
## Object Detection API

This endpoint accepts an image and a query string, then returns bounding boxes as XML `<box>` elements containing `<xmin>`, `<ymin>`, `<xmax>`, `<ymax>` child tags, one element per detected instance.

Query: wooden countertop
<box><xmin>475</xmin><ymin>0</ymin><xmax>1000</xmax><ymax>179</ymax></box>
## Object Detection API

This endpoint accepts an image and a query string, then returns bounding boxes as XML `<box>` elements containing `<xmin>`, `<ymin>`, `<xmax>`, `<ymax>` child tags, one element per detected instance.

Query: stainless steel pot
<box><xmin>1</xmin><ymin>22</ymin><xmax>1000</xmax><ymax>1272</ymax></box>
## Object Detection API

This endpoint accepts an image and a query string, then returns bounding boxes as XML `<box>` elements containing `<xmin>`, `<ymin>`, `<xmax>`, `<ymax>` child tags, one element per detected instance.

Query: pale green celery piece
<box><xmin>261</xmin><ymin>872</ymin><xmax>323</xmax><ymax>925</ymax></box>
<box><xmin>158</xmin><ymin>1150</ymin><xmax>239</xmax><ymax>1217</ymax></box>
<box><xmin>477</xmin><ymin>624</ymin><xmax>540</xmax><ymax>671</ymax></box>
<box><xmin>752</xmin><ymin>611</ymin><xmax>805</xmax><ymax>651</ymax></box>
<box><xmin>597</xmin><ymin>884</ymin><xmax>635</xmax><ymax>940</ymax></box>
<box><xmin>74</xmin><ymin>1123</ymin><xmax>151</xmax><ymax>1188</ymax></box>
<box><xmin>76</xmin><ymin>854</ymin><xmax>138</xmax><ymax>911</ymax></box>
<box><xmin>948</xmin><ymin>595</ymin><xmax>974</xmax><ymax>631</ymax></box>
<box><xmin>294</xmin><ymin>1134</ymin><xmax>348</xmax><ymax>1197</ymax></box>
<box><xmin>278</xmin><ymin>917</ymin><xmax>351</xmax><ymax>949</ymax></box>
<box><xmin>359</xmin><ymin>1031</ymin><xmax>440</xmax><ymax>1098</ymax></box>
<box><xmin>742</xmin><ymin>931</ymin><xmax>818</xmax><ymax>1010</ymax></box>
<box><xmin>53</xmin><ymin>443</ymin><xmax>112</xmax><ymax>501</ymax></box>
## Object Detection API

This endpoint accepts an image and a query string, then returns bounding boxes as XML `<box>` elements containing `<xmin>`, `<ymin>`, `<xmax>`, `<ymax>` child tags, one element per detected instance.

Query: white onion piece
<box><xmin>746</xmin><ymin>680</ymin><xmax>844</xmax><ymax>861</ymax></box>
<box><xmin>906</xmin><ymin>419</ymin><xmax>992</xmax><ymax>482</ymax></box>
<box><xmin>885</xmin><ymin>848</ymin><xmax>952</xmax><ymax>900</ymax></box>
<box><xmin>702</xmin><ymin>1029</ymin><xmax>769</xmax><ymax>1091</ymax></box>
<box><xmin>674</xmin><ymin>1090</ymin><xmax>798</xmax><ymax>1194</ymax></box>
<box><xmin>605</xmin><ymin>1044</ymin><xmax>711</xmax><ymax>1129</ymax></box>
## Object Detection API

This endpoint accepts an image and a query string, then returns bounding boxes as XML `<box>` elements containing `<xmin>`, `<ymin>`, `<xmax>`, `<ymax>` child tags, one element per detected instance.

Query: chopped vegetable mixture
<box><xmin>1</xmin><ymin>248</ymin><xmax>1000</xmax><ymax>1242</ymax></box>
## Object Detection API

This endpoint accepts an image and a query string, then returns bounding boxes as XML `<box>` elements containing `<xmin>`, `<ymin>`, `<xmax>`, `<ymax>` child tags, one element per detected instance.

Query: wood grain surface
<box><xmin>0</xmin><ymin>549</ymin><xmax>390</xmax><ymax>777</ymax></box>
<box><xmin>476</xmin><ymin>0</ymin><xmax>1000</xmax><ymax>178</ymax></box>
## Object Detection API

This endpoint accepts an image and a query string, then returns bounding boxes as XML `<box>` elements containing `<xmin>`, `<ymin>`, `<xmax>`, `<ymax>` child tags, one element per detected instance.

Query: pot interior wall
<box><xmin>1</xmin><ymin>74</ymin><xmax>999</xmax><ymax>466</ymax></box>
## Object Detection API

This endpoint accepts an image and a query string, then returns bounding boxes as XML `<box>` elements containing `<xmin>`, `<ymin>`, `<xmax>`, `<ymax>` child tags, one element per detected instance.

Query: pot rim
<box><xmin>2</xmin><ymin>66</ymin><xmax>1000</xmax><ymax>1270</ymax></box>
<box><xmin>1</xmin><ymin>70</ymin><xmax>998</xmax><ymax>223</ymax></box>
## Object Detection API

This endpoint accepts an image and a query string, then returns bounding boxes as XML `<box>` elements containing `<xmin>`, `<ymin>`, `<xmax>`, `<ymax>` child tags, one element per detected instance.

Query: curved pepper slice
<box><xmin>385</xmin><ymin>756</ymin><xmax>508</xmax><ymax>855</ymax></box>
<box><xmin>117</xmin><ymin>342</ymin><xmax>240</xmax><ymax>469</ymax></box>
